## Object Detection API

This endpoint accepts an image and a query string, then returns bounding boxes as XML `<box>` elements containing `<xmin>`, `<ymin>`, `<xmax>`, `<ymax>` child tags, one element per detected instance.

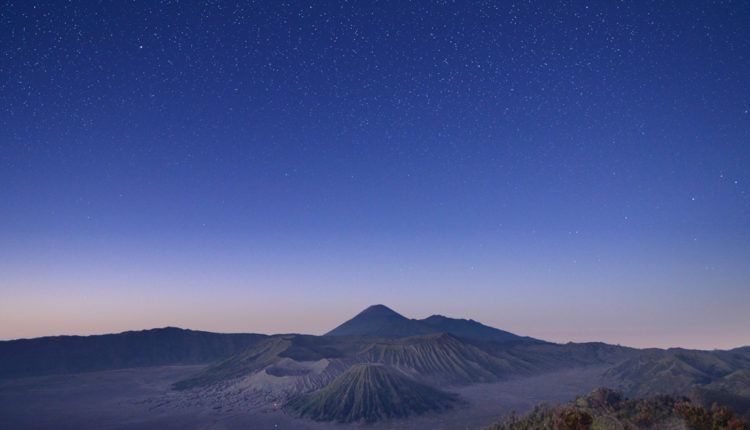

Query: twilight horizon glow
<box><xmin>1</xmin><ymin>1</ymin><xmax>748</xmax><ymax>350</ymax></box>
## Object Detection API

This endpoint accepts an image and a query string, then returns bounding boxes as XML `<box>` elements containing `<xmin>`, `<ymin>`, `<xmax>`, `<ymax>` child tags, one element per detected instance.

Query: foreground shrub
<box><xmin>557</xmin><ymin>408</ymin><xmax>593</xmax><ymax>430</ymax></box>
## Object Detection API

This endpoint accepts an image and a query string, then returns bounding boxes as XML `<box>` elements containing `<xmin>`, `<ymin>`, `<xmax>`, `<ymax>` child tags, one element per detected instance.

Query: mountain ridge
<box><xmin>325</xmin><ymin>304</ymin><xmax>542</xmax><ymax>344</ymax></box>
<box><xmin>0</xmin><ymin>327</ymin><xmax>266</xmax><ymax>379</ymax></box>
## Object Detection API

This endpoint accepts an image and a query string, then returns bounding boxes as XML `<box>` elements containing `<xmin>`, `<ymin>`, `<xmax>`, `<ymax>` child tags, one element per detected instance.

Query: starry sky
<box><xmin>1</xmin><ymin>1</ymin><xmax>749</xmax><ymax>349</ymax></box>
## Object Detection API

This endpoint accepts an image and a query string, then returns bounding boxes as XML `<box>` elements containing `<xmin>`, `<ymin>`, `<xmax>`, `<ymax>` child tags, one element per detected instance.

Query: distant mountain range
<box><xmin>2</xmin><ymin>304</ymin><xmax>749</xmax><ymax>424</ymax></box>
<box><xmin>0</xmin><ymin>327</ymin><xmax>265</xmax><ymax>379</ymax></box>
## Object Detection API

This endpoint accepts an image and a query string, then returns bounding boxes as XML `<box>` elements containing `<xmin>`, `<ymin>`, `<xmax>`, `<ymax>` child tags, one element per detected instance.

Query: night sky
<box><xmin>1</xmin><ymin>1</ymin><xmax>748</xmax><ymax>349</ymax></box>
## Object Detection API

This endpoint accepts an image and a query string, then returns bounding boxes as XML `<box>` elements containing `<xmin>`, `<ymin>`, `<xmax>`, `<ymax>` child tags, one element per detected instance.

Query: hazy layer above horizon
<box><xmin>1</xmin><ymin>302</ymin><xmax>747</xmax><ymax>350</ymax></box>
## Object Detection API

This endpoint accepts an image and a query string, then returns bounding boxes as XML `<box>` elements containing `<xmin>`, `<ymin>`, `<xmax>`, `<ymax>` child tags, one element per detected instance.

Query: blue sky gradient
<box><xmin>1</xmin><ymin>0</ymin><xmax>748</xmax><ymax>348</ymax></box>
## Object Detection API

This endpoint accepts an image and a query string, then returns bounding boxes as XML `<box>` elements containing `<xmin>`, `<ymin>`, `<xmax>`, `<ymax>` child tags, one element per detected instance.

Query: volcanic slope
<box><xmin>604</xmin><ymin>347</ymin><xmax>750</xmax><ymax>397</ymax></box>
<box><xmin>359</xmin><ymin>332</ymin><xmax>534</xmax><ymax>384</ymax></box>
<box><xmin>173</xmin><ymin>331</ymin><xmax>535</xmax><ymax>391</ymax></box>
<box><xmin>325</xmin><ymin>304</ymin><xmax>539</xmax><ymax>343</ymax></box>
<box><xmin>285</xmin><ymin>364</ymin><xmax>459</xmax><ymax>423</ymax></box>
<box><xmin>324</xmin><ymin>304</ymin><xmax>433</xmax><ymax>338</ymax></box>
<box><xmin>420</xmin><ymin>314</ymin><xmax>540</xmax><ymax>344</ymax></box>
<box><xmin>173</xmin><ymin>306</ymin><xmax>633</xmax><ymax>391</ymax></box>
<box><xmin>173</xmin><ymin>334</ymin><xmax>355</xmax><ymax>390</ymax></box>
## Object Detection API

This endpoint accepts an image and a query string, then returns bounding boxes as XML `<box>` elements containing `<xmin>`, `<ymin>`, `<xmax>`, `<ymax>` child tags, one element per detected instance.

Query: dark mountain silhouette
<box><xmin>324</xmin><ymin>304</ymin><xmax>433</xmax><ymax>338</ymax></box>
<box><xmin>421</xmin><ymin>314</ymin><xmax>541</xmax><ymax>344</ymax></box>
<box><xmin>325</xmin><ymin>304</ymin><xmax>540</xmax><ymax>344</ymax></box>
<box><xmin>0</xmin><ymin>327</ymin><xmax>266</xmax><ymax>379</ymax></box>
<box><xmin>285</xmin><ymin>364</ymin><xmax>459</xmax><ymax>423</ymax></box>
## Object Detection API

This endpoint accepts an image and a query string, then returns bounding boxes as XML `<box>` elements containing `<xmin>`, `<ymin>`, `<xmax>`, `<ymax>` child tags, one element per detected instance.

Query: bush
<box><xmin>557</xmin><ymin>408</ymin><xmax>593</xmax><ymax>430</ymax></box>
<box><xmin>675</xmin><ymin>401</ymin><xmax>749</xmax><ymax>430</ymax></box>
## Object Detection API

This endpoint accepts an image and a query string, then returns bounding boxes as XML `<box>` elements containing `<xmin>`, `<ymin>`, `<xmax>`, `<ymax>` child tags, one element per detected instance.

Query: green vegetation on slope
<box><xmin>285</xmin><ymin>364</ymin><xmax>459</xmax><ymax>423</ymax></box>
<box><xmin>485</xmin><ymin>387</ymin><xmax>749</xmax><ymax>430</ymax></box>
<box><xmin>706</xmin><ymin>369</ymin><xmax>750</xmax><ymax>398</ymax></box>
<box><xmin>604</xmin><ymin>349</ymin><xmax>750</xmax><ymax>398</ymax></box>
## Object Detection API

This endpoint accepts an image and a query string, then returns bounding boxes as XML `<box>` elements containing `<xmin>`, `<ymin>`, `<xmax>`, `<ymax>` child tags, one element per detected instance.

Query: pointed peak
<box><xmin>357</xmin><ymin>304</ymin><xmax>403</xmax><ymax>318</ymax></box>
<box><xmin>324</xmin><ymin>305</ymin><xmax>409</xmax><ymax>337</ymax></box>
<box><xmin>325</xmin><ymin>305</ymin><xmax>540</xmax><ymax>343</ymax></box>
